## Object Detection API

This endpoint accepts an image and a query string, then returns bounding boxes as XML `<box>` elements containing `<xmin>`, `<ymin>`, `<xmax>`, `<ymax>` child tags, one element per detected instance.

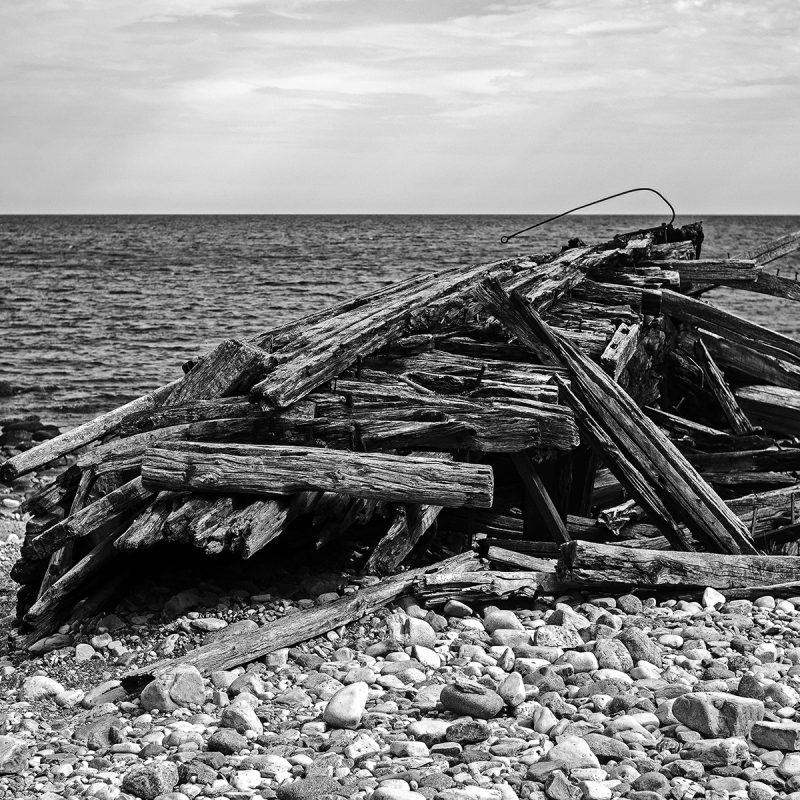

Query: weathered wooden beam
<box><xmin>645</xmin><ymin>406</ymin><xmax>773</xmax><ymax>451</ymax></box>
<box><xmin>233</xmin><ymin>492</ymin><xmax>321</xmax><ymax>558</ymax></box>
<box><xmin>365</xmin><ymin>504</ymin><xmax>443</xmax><ymax>576</ymax></box>
<box><xmin>0</xmin><ymin>382</ymin><xmax>178</xmax><ymax>482</ymax></box>
<box><xmin>559</xmin><ymin>540</ymin><xmax>800</xmax><ymax>589</ymax></box>
<box><xmin>486</xmin><ymin>546</ymin><xmax>558</xmax><ymax>573</ymax></box>
<box><xmin>142</xmin><ymin>442</ymin><xmax>494</xmax><ymax>509</ymax></box>
<box><xmin>694</xmin><ymin>338</ymin><xmax>756</xmax><ymax>436</ymax></box>
<box><xmin>22</xmin><ymin>477</ymin><xmax>155</xmax><ymax>561</ymax></box>
<box><xmin>600</xmin><ymin>322</ymin><xmax>640</xmax><ymax>381</ymax></box>
<box><xmin>170</xmin><ymin>339</ymin><xmax>273</xmax><ymax>405</ymax></box>
<box><xmin>662</xmin><ymin>289</ymin><xmax>800</xmax><ymax>368</ymax></box>
<box><xmin>642</xmin><ymin>259</ymin><xmax>759</xmax><ymax>284</ymax></box>
<box><xmin>115</xmin><ymin>491</ymin><xmax>185</xmax><ymax>551</ymax></box>
<box><xmin>122</xmin><ymin>552</ymin><xmax>477</xmax><ymax>684</ymax></box>
<box><xmin>736</xmin><ymin>386</ymin><xmax>800</xmax><ymax>436</ymax></box>
<box><xmin>689</xmin><ymin>447</ymin><xmax>800</xmax><ymax>473</ymax></box>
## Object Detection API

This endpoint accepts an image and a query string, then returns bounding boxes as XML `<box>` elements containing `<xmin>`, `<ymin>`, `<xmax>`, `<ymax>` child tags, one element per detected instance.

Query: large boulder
<box><xmin>672</xmin><ymin>692</ymin><xmax>764</xmax><ymax>738</ymax></box>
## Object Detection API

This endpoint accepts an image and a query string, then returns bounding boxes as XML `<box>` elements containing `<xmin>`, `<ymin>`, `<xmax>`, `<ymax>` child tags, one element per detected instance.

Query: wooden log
<box><xmin>719</xmin><ymin>271</ymin><xmax>800</xmax><ymax>302</ymax></box>
<box><xmin>439</xmin><ymin>508</ymin><xmax>524</xmax><ymax>540</ymax></box>
<box><xmin>315</xmin><ymin>497</ymin><xmax>380</xmax><ymax>550</ymax></box>
<box><xmin>1</xmin><ymin>381</ymin><xmax>179</xmax><ymax>482</ymax></box>
<box><xmin>22</xmin><ymin>477</ymin><xmax>155</xmax><ymax>561</ymax></box>
<box><xmin>600</xmin><ymin>323</ymin><xmax>641</xmax><ymax>381</ymax></box>
<box><xmin>694</xmin><ymin>338</ymin><xmax>756</xmax><ymax>436</ymax></box>
<box><xmin>510</xmin><ymin>452</ymin><xmax>570</xmax><ymax>545</ymax></box>
<box><xmin>475</xmin><ymin>276</ymin><xmax>756</xmax><ymax>555</ymax></box>
<box><xmin>414</xmin><ymin>570</ymin><xmax>552</xmax><ymax>605</ymax></box>
<box><xmin>728</xmin><ymin>485</ymin><xmax>800</xmax><ymax>538</ymax></box>
<box><xmin>645</xmin><ymin>407</ymin><xmax>772</xmax><ymax>451</ymax></box>
<box><xmin>142</xmin><ymin>441</ymin><xmax>494</xmax><ymax>509</ymax></box>
<box><xmin>115</xmin><ymin>491</ymin><xmax>185</xmax><ymax>551</ymax></box>
<box><xmin>119</xmin><ymin>397</ymin><xmax>262</xmax><ymax>436</ymax></box>
<box><xmin>559</xmin><ymin>540</ymin><xmax>800</xmax><ymax>589</ymax></box>
<box><xmin>233</xmin><ymin>492</ymin><xmax>321</xmax><ymax>558</ymax></box>
<box><xmin>486</xmin><ymin>545</ymin><xmax>558</xmax><ymax>573</ymax></box>
<box><xmin>736</xmin><ymin>386</ymin><xmax>800</xmax><ymax>436</ymax></box>
<box><xmin>305</xmin><ymin>392</ymin><xmax>578</xmax><ymax>454</ymax></box>
<box><xmin>20</xmin><ymin>465</ymin><xmax>81</xmax><ymax>516</ymax></box>
<box><xmin>122</xmin><ymin>552</ymin><xmax>477</xmax><ymax>684</ymax></box>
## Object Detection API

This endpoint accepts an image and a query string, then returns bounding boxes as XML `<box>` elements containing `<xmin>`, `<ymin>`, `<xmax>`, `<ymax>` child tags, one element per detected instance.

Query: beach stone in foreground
<box><xmin>140</xmin><ymin>663</ymin><xmax>205</xmax><ymax>711</ymax></box>
<box><xmin>440</xmin><ymin>681</ymin><xmax>504</xmax><ymax>719</ymax></box>
<box><xmin>323</xmin><ymin>680</ymin><xmax>368</xmax><ymax>729</ymax></box>
<box><xmin>276</xmin><ymin>776</ymin><xmax>346</xmax><ymax>799</ymax></box>
<box><xmin>751</xmin><ymin>720</ymin><xmax>800</xmax><ymax>750</ymax></box>
<box><xmin>121</xmin><ymin>762</ymin><xmax>179</xmax><ymax>800</ymax></box>
<box><xmin>542</xmin><ymin>735</ymin><xmax>601</xmax><ymax>770</ymax></box>
<box><xmin>672</xmin><ymin>691</ymin><xmax>764</xmax><ymax>737</ymax></box>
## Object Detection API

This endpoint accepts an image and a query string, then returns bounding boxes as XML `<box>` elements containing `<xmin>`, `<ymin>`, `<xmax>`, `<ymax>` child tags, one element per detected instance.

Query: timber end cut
<box><xmin>8</xmin><ymin>219</ymin><xmax>800</xmax><ymax>648</ymax></box>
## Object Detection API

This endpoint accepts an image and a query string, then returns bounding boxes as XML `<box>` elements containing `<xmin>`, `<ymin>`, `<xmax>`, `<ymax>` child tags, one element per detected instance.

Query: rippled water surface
<box><xmin>2</xmin><ymin>214</ymin><xmax>798</xmax><ymax>427</ymax></box>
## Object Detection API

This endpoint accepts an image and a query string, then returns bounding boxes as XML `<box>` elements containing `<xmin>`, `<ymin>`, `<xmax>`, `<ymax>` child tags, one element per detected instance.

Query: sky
<box><xmin>1</xmin><ymin>0</ymin><xmax>798</xmax><ymax>214</ymax></box>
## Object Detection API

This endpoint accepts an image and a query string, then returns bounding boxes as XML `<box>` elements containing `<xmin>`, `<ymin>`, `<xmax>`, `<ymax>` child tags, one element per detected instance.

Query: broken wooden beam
<box><xmin>510</xmin><ymin>451</ymin><xmax>570</xmax><ymax>545</ymax></box>
<box><xmin>141</xmin><ymin>442</ymin><xmax>494</xmax><ymax>509</ymax></box>
<box><xmin>736</xmin><ymin>386</ymin><xmax>800</xmax><ymax>436</ymax></box>
<box><xmin>694</xmin><ymin>337</ymin><xmax>756</xmax><ymax>435</ymax></box>
<box><xmin>559</xmin><ymin>540</ymin><xmax>800</xmax><ymax>590</ymax></box>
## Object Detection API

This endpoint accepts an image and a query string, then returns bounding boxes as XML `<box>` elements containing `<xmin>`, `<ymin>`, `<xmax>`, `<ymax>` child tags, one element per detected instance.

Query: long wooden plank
<box><xmin>736</xmin><ymin>386</ymin><xmax>800</xmax><ymax>435</ymax></box>
<box><xmin>745</xmin><ymin>230</ymin><xmax>800</xmax><ymax>266</ymax></box>
<box><xmin>141</xmin><ymin>442</ymin><xmax>494</xmax><ymax>509</ymax></box>
<box><xmin>560</xmin><ymin>541</ymin><xmax>800</xmax><ymax>589</ymax></box>
<box><xmin>510</xmin><ymin>451</ymin><xmax>570</xmax><ymax>545</ymax></box>
<box><xmin>122</xmin><ymin>552</ymin><xmax>477</xmax><ymax>684</ymax></box>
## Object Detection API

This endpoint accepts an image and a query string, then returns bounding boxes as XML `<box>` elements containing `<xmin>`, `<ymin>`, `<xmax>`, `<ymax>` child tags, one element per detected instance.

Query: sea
<box><xmin>1</xmin><ymin>214</ymin><xmax>799</xmax><ymax>429</ymax></box>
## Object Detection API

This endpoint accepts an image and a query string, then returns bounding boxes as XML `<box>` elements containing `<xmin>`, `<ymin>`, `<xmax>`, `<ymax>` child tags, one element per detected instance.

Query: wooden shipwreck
<box><xmin>6</xmin><ymin>221</ymin><xmax>800</xmax><ymax>669</ymax></box>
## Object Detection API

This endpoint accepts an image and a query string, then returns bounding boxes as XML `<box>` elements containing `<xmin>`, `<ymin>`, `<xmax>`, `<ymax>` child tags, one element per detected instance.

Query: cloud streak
<box><xmin>0</xmin><ymin>0</ymin><xmax>798</xmax><ymax>212</ymax></box>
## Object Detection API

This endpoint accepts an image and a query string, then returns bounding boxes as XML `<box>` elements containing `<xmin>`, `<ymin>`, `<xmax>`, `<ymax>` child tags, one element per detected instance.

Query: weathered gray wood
<box><xmin>476</xmin><ymin>276</ymin><xmax>756</xmax><ymax>555</ymax></box>
<box><xmin>169</xmin><ymin>339</ymin><xmax>273</xmax><ymax>405</ymax></box>
<box><xmin>414</xmin><ymin>569</ymin><xmax>551</xmax><ymax>605</ymax></box>
<box><xmin>486</xmin><ymin>546</ymin><xmax>558</xmax><ymax>573</ymax></box>
<box><xmin>662</xmin><ymin>289</ymin><xmax>800</xmax><ymax>368</ymax></box>
<box><xmin>721</xmin><ymin>271</ymin><xmax>800</xmax><ymax>302</ymax></box>
<box><xmin>251</xmin><ymin>260</ymin><xmax>513</xmax><ymax>408</ymax></box>
<box><xmin>689</xmin><ymin>447</ymin><xmax>800</xmax><ymax>473</ymax></box>
<box><xmin>0</xmin><ymin>381</ymin><xmax>178</xmax><ymax>481</ymax></box>
<box><xmin>642</xmin><ymin>259</ymin><xmax>759</xmax><ymax>284</ymax></box>
<box><xmin>559</xmin><ymin>541</ymin><xmax>800</xmax><ymax>589</ymax></box>
<box><xmin>119</xmin><ymin>396</ymin><xmax>261</xmax><ymax>436</ymax></box>
<box><xmin>645</xmin><ymin>407</ymin><xmax>772</xmax><ymax>451</ymax></box>
<box><xmin>736</xmin><ymin>386</ymin><xmax>800</xmax><ymax>435</ymax></box>
<box><xmin>142</xmin><ymin>442</ymin><xmax>494</xmax><ymax>509</ymax></box>
<box><xmin>745</xmin><ymin>230</ymin><xmax>800</xmax><ymax>265</ymax></box>
<box><xmin>694</xmin><ymin>338</ymin><xmax>756</xmax><ymax>435</ymax></box>
<box><xmin>23</xmin><ymin>477</ymin><xmax>155</xmax><ymax>561</ymax></box>
<box><xmin>122</xmin><ymin>552</ymin><xmax>477</xmax><ymax>683</ymax></box>
<box><xmin>600</xmin><ymin>322</ymin><xmax>640</xmax><ymax>381</ymax></box>
<box><xmin>233</xmin><ymin>492</ymin><xmax>321</xmax><ymax>558</ymax></box>
<box><xmin>115</xmin><ymin>491</ymin><xmax>185</xmax><ymax>551</ymax></box>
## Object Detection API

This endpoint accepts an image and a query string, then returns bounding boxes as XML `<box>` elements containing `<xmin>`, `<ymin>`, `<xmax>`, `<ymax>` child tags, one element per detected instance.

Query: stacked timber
<box><xmin>5</xmin><ymin>221</ymin><xmax>800</xmax><ymax>654</ymax></box>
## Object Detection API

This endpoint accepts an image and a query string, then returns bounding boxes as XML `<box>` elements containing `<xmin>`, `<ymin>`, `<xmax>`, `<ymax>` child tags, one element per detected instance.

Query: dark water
<box><xmin>1</xmin><ymin>215</ymin><xmax>798</xmax><ymax>428</ymax></box>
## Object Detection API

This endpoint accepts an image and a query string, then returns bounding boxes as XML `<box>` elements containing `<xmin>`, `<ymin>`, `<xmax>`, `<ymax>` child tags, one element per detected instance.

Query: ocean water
<box><xmin>1</xmin><ymin>214</ymin><xmax>798</xmax><ymax>428</ymax></box>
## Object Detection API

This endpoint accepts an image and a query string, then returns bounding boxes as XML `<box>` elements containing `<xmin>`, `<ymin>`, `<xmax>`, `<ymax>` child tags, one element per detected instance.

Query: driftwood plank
<box><xmin>745</xmin><ymin>230</ymin><xmax>800</xmax><ymax>265</ymax></box>
<box><xmin>600</xmin><ymin>322</ymin><xmax>640</xmax><ymax>381</ymax></box>
<box><xmin>559</xmin><ymin>540</ymin><xmax>800</xmax><ymax>589</ymax></box>
<box><xmin>510</xmin><ymin>452</ymin><xmax>570</xmax><ymax>545</ymax></box>
<box><xmin>122</xmin><ymin>552</ymin><xmax>477</xmax><ymax>684</ymax></box>
<box><xmin>23</xmin><ymin>477</ymin><xmax>155</xmax><ymax>561</ymax></box>
<box><xmin>736</xmin><ymin>386</ymin><xmax>800</xmax><ymax>435</ymax></box>
<box><xmin>141</xmin><ymin>442</ymin><xmax>494</xmax><ymax>509</ymax></box>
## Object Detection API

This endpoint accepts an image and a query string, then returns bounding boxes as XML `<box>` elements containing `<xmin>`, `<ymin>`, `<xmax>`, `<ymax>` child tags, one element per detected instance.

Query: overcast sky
<box><xmin>1</xmin><ymin>0</ymin><xmax>798</xmax><ymax>214</ymax></box>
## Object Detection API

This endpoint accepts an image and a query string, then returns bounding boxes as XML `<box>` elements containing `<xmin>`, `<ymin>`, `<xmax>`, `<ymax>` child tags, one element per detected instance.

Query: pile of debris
<box><xmin>4</xmin><ymin>221</ymin><xmax>800</xmax><ymax>682</ymax></box>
